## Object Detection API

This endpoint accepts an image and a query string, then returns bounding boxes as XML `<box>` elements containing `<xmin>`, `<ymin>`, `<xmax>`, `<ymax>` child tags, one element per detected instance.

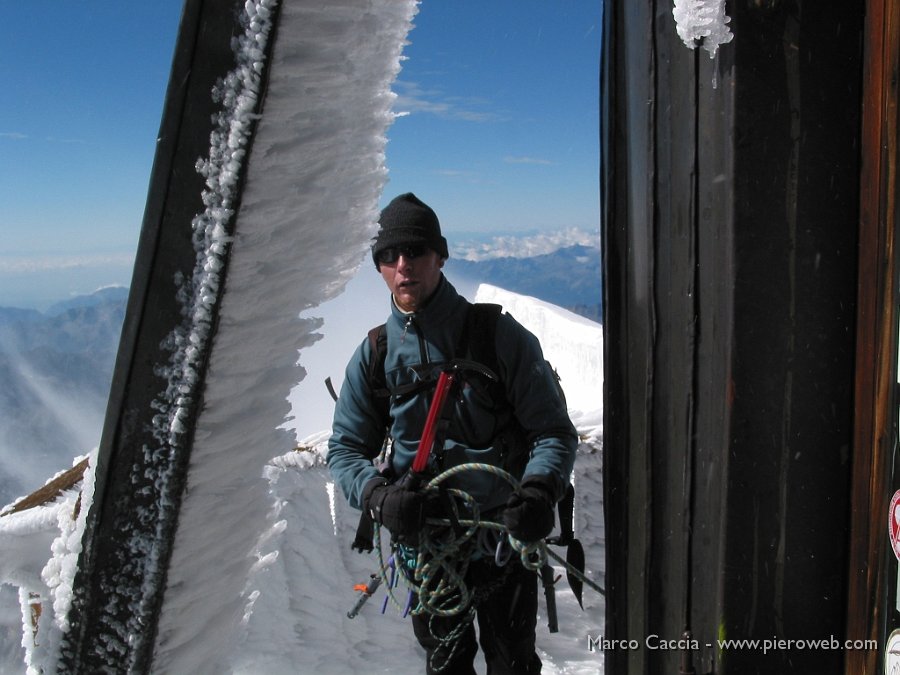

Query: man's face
<box><xmin>378</xmin><ymin>244</ymin><xmax>445</xmax><ymax>312</ymax></box>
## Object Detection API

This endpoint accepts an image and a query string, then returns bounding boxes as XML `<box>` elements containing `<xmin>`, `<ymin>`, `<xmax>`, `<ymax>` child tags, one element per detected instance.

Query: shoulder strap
<box><xmin>366</xmin><ymin>323</ymin><xmax>391</xmax><ymax>429</ymax></box>
<box><xmin>457</xmin><ymin>303</ymin><xmax>502</xmax><ymax>372</ymax></box>
<box><xmin>456</xmin><ymin>303</ymin><xmax>509</xmax><ymax>413</ymax></box>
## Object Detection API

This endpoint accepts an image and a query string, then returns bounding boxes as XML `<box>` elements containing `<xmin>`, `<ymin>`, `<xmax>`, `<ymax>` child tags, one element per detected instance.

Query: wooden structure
<box><xmin>602</xmin><ymin>1</ymin><xmax>900</xmax><ymax>673</ymax></box>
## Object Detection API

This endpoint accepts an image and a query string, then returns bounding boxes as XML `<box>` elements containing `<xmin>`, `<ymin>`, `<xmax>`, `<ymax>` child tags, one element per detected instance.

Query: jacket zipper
<box><xmin>400</xmin><ymin>314</ymin><xmax>430</xmax><ymax>366</ymax></box>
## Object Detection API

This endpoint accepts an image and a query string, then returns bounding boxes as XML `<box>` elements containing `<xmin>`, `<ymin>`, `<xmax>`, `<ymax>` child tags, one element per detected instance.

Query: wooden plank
<box><xmin>847</xmin><ymin>0</ymin><xmax>900</xmax><ymax>671</ymax></box>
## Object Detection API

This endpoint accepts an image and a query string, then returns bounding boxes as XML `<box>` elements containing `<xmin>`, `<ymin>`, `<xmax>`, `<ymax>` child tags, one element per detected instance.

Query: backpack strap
<box><xmin>367</xmin><ymin>303</ymin><xmax>505</xmax><ymax>429</ymax></box>
<box><xmin>456</xmin><ymin>303</ymin><xmax>502</xmax><ymax>373</ymax></box>
<box><xmin>348</xmin><ymin>325</ymin><xmax>390</xmax><ymax>554</ymax></box>
<box><xmin>367</xmin><ymin>323</ymin><xmax>391</xmax><ymax>431</ymax></box>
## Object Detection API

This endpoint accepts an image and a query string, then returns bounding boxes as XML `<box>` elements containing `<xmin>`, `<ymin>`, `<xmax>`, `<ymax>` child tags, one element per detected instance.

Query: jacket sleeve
<box><xmin>494</xmin><ymin>313</ymin><xmax>578</xmax><ymax>502</ymax></box>
<box><xmin>326</xmin><ymin>338</ymin><xmax>388</xmax><ymax>510</ymax></box>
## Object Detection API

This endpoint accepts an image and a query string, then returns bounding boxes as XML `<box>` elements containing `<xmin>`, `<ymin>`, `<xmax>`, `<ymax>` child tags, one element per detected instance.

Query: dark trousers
<box><xmin>410</xmin><ymin>560</ymin><xmax>542</xmax><ymax>674</ymax></box>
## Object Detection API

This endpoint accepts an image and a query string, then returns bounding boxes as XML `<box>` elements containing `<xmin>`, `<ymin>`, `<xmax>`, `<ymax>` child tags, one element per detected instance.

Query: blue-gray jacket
<box><xmin>327</xmin><ymin>276</ymin><xmax>577</xmax><ymax>513</ymax></box>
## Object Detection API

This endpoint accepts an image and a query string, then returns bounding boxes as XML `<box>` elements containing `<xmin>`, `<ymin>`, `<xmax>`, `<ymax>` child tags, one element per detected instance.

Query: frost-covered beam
<box><xmin>151</xmin><ymin>0</ymin><xmax>415</xmax><ymax>669</ymax></box>
<box><xmin>59</xmin><ymin>1</ymin><xmax>280</xmax><ymax>671</ymax></box>
<box><xmin>59</xmin><ymin>0</ymin><xmax>415</xmax><ymax>672</ymax></box>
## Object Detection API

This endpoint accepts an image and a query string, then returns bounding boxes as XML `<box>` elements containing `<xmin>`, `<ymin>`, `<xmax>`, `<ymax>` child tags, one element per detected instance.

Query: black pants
<box><xmin>410</xmin><ymin>560</ymin><xmax>542</xmax><ymax>674</ymax></box>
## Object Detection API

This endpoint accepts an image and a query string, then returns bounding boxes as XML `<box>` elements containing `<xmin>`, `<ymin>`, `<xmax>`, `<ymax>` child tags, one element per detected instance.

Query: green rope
<box><xmin>367</xmin><ymin>462</ymin><xmax>604</xmax><ymax>673</ymax></box>
<box><xmin>373</xmin><ymin>462</ymin><xmax>548</xmax><ymax>619</ymax></box>
<box><xmin>428</xmin><ymin>464</ymin><xmax>606</xmax><ymax>598</ymax></box>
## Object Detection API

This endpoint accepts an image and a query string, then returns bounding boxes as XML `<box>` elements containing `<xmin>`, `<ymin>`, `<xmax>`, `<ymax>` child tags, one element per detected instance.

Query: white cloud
<box><xmin>392</xmin><ymin>80</ymin><xmax>500</xmax><ymax>122</ymax></box>
<box><xmin>503</xmin><ymin>155</ymin><xmax>554</xmax><ymax>165</ymax></box>
<box><xmin>450</xmin><ymin>227</ymin><xmax>600</xmax><ymax>261</ymax></box>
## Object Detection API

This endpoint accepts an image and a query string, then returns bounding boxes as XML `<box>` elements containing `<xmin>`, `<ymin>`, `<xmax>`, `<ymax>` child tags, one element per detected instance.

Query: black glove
<box><xmin>362</xmin><ymin>477</ymin><xmax>426</xmax><ymax>538</ymax></box>
<box><xmin>503</xmin><ymin>479</ymin><xmax>556</xmax><ymax>542</ymax></box>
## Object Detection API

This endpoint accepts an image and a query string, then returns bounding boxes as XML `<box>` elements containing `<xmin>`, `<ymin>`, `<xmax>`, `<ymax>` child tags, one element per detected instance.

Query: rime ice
<box><xmin>672</xmin><ymin>0</ymin><xmax>734</xmax><ymax>58</ymax></box>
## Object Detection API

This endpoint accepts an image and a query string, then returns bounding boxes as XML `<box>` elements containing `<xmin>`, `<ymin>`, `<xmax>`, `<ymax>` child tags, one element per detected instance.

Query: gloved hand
<box><xmin>362</xmin><ymin>476</ymin><xmax>426</xmax><ymax>538</ymax></box>
<box><xmin>503</xmin><ymin>479</ymin><xmax>555</xmax><ymax>542</ymax></box>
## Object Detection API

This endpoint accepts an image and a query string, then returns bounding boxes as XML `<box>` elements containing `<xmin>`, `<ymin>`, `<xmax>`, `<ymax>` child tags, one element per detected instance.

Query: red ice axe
<box><xmin>411</xmin><ymin>370</ymin><xmax>456</xmax><ymax>474</ymax></box>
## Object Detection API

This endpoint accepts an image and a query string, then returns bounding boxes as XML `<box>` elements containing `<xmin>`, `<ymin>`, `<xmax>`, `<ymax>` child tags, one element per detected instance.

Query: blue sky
<box><xmin>0</xmin><ymin>1</ymin><xmax>601</xmax><ymax>309</ymax></box>
<box><xmin>386</xmin><ymin>2</ymin><xmax>601</xmax><ymax>235</ymax></box>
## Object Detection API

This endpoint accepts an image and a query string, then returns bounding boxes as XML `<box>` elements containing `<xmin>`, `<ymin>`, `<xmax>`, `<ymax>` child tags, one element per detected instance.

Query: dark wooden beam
<box><xmin>846</xmin><ymin>1</ymin><xmax>900</xmax><ymax>672</ymax></box>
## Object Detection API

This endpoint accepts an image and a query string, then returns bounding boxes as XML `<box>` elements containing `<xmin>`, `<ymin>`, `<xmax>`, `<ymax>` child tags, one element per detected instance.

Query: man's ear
<box><xmin>439</xmin><ymin>257</ymin><xmax>446</xmax><ymax>268</ymax></box>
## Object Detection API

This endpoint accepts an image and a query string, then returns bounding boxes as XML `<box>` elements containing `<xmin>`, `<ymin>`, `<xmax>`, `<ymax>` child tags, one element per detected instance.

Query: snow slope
<box><xmin>474</xmin><ymin>284</ymin><xmax>603</xmax><ymax>432</ymax></box>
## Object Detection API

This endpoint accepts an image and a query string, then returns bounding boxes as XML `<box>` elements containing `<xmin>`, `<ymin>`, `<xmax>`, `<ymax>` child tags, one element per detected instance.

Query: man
<box><xmin>328</xmin><ymin>193</ymin><xmax>577</xmax><ymax>674</ymax></box>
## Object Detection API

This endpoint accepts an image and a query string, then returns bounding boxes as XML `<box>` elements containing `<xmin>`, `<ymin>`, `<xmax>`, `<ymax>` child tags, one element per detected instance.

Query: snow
<box><xmin>67</xmin><ymin>0</ymin><xmax>292</xmax><ymax>664</ymax></box>
<box><xmin>672</xmin><ymin>0</ymin><xmax>733</xmax><ymax>58</ymax></box>
<box><xmin>0</xmin><ymin>450</ymin><xmax>97</xmax><ymax>674</ymax></box>
<box><xmin>474</xmin><ymin>284</ymin><xmax>603</xmax><ymax>431</ymax></box>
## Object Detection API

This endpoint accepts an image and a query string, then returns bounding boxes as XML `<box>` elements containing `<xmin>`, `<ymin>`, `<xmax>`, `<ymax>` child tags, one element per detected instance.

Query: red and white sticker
<box><xmin>890</xmin><ymin>490</ymin><xmax>900</xmax><ymax>562</ymax></box>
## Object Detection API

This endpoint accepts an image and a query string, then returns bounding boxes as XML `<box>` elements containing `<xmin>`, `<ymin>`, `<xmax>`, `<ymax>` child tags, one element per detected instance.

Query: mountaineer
<box><xmin>327</xmin><ymin>192</ymin><xmax>578</xmax><ymax>674</ymax></box>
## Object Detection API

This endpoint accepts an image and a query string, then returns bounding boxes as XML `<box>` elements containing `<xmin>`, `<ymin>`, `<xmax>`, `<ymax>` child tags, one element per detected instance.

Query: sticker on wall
<box><xmin>886</xmin><ymin>629</ymin><xmax>900</xmax><ymax>675</ymax></box>
<box><xmin>890</xmin><ymin>491</ymin><xmax>900</xmax><ymax>562</ymax></box>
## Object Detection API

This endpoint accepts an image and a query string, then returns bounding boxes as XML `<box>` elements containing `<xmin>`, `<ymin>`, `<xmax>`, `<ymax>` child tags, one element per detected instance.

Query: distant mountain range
<box><xmin>446</xmin><ymin>244</ymin><xmax>602</xmax><ymax>322</ymax></box>
<box><xmin>0</xmin><ymin>287</ymin><xmax>127</xmax><ymax>506</ymax></box>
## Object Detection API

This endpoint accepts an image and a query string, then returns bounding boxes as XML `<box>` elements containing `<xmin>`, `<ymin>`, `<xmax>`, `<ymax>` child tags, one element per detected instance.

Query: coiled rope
<box><xmin>369</xmin><ymin>462</ymin><xmax>604</xmax><ymax>673</ymax></box>
<box><xmin>373</xmin><ymin>462</ymin><xmax>566</xmax><ymax>618</ymax></box>
<box><xmin>370</xmin><ymin>463</ymin><xmax>540</xmax><ymax>672</ymax></box>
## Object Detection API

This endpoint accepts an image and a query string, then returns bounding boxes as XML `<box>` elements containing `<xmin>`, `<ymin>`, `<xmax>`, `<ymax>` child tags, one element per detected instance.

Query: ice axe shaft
<box><xmin>410</xmin><ymin>360</ymin><xmax>498</xmax><ymax>475</ymax></box>
<box><xmin>539</xmin><ymin>563</ymin><xmax>559</xmax><ymax>633</ymax></box>
<box><xmin>411</xmin><ymin>370</ymin><xmax>456</xmax><ymax>473</ymax></box>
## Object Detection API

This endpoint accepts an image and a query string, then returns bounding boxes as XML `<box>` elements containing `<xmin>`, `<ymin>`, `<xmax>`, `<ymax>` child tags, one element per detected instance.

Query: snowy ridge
<box><xmin>474</xmin><ymin>283</ymin><xmax>603</xmax><ymax>430</ymax></box>
<box><xmin>150</xmin><ymin>1</ymin><xmax>418</xmax><ymax>671</ymax></box>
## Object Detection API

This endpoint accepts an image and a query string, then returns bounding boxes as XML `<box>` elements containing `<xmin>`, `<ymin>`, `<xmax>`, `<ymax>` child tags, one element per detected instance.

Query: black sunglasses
<box><xmin>376</xmin><ymin>244</ymin><xmax>431</xmax><ymax>265</ymax></box>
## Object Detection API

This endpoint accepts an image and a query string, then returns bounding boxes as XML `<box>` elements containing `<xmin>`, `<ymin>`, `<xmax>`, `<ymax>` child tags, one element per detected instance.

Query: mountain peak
<box><xmin>45</xmin><ymin>286</ymin><xmax>129</xmax><ymax>317</ymax></box>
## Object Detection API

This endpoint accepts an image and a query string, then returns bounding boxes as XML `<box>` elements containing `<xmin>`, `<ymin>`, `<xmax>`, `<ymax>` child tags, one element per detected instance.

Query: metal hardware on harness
<box><xmin>347</xmin><ymin>574</ymin><xmax>382</xmax><ymax>619</ymax></box>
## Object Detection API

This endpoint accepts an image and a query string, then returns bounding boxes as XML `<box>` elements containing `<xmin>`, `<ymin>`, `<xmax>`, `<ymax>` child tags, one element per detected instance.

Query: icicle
<box><xmin>712</xmin><ymin>49</ymin><xmax>719</xmax><ymax>90</ymax></box>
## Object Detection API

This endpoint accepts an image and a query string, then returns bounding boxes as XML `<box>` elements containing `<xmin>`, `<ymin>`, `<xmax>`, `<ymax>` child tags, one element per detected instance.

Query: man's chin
<box><xmin>394</xmin><ymin>291</ymin><xmax>420</xmax><ymax>312</ymax></box>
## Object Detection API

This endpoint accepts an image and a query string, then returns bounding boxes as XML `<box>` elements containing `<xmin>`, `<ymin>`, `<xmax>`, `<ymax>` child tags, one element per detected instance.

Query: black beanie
<box><xmin>371</xmin><ymin>193</ymin><xmax>449</xmax><ymax>267</ymax></box>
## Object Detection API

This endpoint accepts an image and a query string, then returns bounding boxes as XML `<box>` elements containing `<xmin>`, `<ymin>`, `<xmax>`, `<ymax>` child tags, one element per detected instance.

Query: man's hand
<box><xmin>362</xmin><ymin>477</ymin><xmax>426</xmax><ymax>538</ymax></box>
<box><xmin>503</xmin><ymin>479</ymin><xmax>555</xmax><ymax>542</ymax></box>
